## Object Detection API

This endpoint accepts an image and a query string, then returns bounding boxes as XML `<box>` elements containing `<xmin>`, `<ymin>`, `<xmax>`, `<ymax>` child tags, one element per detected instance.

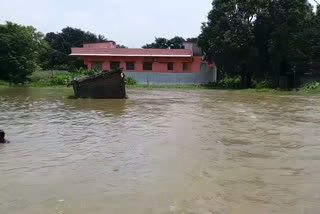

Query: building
<box><xmin>70</xmin><ymin>41</ymin><xmax>217</xmax><ymax>85</ymax></box>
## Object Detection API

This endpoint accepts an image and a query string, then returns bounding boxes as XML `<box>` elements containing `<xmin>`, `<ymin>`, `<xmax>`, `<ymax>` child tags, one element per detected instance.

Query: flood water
<box><xmin>0</xmin><ymin>88</ymin><xmax>320</xmax><ymax>214</ymax></box>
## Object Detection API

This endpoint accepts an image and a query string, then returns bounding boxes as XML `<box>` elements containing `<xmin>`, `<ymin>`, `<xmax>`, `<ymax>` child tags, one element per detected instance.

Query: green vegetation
<box><xmin>0</xmin><ymin>22</ymin><xmax>46</xmax><ymax>83</ymax></box>
<box><xmin>28</xmin><ymin>72</ymin><xmax>81</xmax><ymax>87</ymax></box>
<box><xmin>125</xmin><ymin>77</ymin><xmax>137</xmax><ymax>85</ymax></box>
<box><xmin>198</xmin><ymin>1</ymin><xmax>320</xmax><ymax>89</ymax></box>
<box><xmin>1</xmin><ymin>71</ymin><xmax>319</xmax><ymax>95</ymax></box>
<box><xmin>1</xmin><ymin>2</ymin><xmax>320</xmax><ymax>90</ymax></box>
<box><xmin>142</xmin><ymin>37</ymin><xmax>197</xmax><ymax>49</ymax></box>
<box><xmin>43</xmin><ymin>27</ymin><xmax>108</xmax><ymax>71</ymax></box>
<box><xmin>300</xmin><ymin>82</ymin><xmax>320</xmax><ymax>94</ymax></box>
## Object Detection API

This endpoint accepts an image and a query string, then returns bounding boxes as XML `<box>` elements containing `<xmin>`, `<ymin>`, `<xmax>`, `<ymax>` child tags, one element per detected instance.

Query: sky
<box><xmin>0</xmin><ymin>0</ymin><xmax>318</xmax><ymax>48</ymax></box>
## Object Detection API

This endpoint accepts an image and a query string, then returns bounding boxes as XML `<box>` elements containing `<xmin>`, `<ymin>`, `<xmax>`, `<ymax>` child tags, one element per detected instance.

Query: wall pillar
<box><xmin>135</xmin><ymin>61</ymin><xmax>143</xmax><ymax>72</ymax></box>
<box><xmin>120</xmin><ymin>61</ymin><xmax>126</xmax><ymax>70</ymax></box>
<box><xmin>103</xmin><ymin>61</ymin><xmax>110</xmax><ymax>71</ymax></box>
<box><xmin>87</xmin><ymin>62</ymin><xmax>92</xmax><ymax>70</ymax></box>
<box><xmin>175</xmin><ymin>62</ymin><xmax>183</xmax><ymax>73</ymax></box>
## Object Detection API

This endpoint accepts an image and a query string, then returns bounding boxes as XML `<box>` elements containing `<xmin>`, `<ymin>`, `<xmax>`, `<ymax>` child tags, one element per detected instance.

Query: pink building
<box><xmin>70</xmin><ymin>41</ymin><xmax>205</xmax><ymax>73</ymax></box>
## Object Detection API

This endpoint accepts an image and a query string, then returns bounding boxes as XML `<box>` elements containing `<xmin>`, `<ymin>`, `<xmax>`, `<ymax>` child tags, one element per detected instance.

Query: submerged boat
<box><xmin>71</xmin><ymin>69</ymin><xmax>126</xmax><ymax>99</ymax></box>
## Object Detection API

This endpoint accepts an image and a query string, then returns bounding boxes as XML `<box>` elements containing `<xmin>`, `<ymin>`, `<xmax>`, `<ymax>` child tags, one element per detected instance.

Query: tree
<box><xmin>44</xmin><ymin>27</ymin><xmax>108</xmax><ymax>70</ymax></box>
<box><xmin>264</xmin><ymin>0</ymin><xmax>314</xmax><ymax>87</ymax></box>
<box><xmin>311</xmin><ymin>6</ymin><xmax>320</xmax><ymax>73</ymax></box>
<box><xmin>198</xmin><ymin>0</ymin><xmax>260</xmax><ymax>87</ymax></box>
<box><xmin>198</xmin><ymin>0</ymin><xmax>314</xmax><ymax>88</ymax></box>
<box><xmin>116</xmin><ymin>44</ymin><xmax>128</xmax><ymax>48</ymax></box>
<box><xmin>0</xmin><ymin>22</ymin><xmax>44</xmax><ymax>83</ymax></box>
<box><xmin>168</xmin><ymin>36</ymin><xmax>185</xmax><ymax>49</ymax></box>
<box><xmin>142</xmin><ymin>37</ymin><xmax>169</xmax><ymax>49</ymax></box>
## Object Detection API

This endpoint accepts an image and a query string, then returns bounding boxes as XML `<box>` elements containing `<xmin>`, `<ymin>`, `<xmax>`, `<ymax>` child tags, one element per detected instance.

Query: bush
<box><xmin>255</xmin><ymin>80</ymin><xmax>275</xmax><ymax>89</ymax></box>
<box><xmin>28</xmin><ymin>71</ymin><xmax>84</xmax><ymax>87</ymax></box>
<box><xmin>303</xmin><ymin>82</ymin><xmax>320</xmax><ymax>90</ymax></box>
<box><xmin>301</xmin><ymin>82</ymin><xmax>320</xmax><ymax>93</ymax></box>
<box><xmin>75</xmin><ymin>68</ymin><xmax>100</xmax><ymax>76</ymax></box>
<box><xmin>219</xmin><ymin>76</ymin><xmax>243</xmax><ymax>89</ymax></box>
<box><xmin>125</xmin><ymin>77</ymin><xmax>137</xmax><ymax>85</ymax></box>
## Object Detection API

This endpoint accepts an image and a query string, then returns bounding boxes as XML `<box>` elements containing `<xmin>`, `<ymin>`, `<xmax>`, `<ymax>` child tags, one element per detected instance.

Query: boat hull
<box><xmin>72</xmin><ymin>70</ymin><xmax>126</xmax><ymax>99</ymax></box>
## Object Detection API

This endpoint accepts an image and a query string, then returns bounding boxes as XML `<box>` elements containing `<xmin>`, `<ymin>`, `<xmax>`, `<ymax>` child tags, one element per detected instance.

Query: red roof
<box><xmin>70</xmin><ymin>47</ymin><xmax>193</xmax><ymax>57</ymax></box>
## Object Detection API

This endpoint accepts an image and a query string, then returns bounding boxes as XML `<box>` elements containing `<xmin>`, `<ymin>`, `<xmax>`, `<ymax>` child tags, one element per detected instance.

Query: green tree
<box><xmin>44</xmin><ymin>27</ymin><xmax>108</xmax><ymax>71</ymax></box>
<box><xmin>143</xmin><ymin>36</ymin><xmax>190</xmax><ymax>49</ymax></box>
<box><xmin>0</xmin><ymin>22</ymin><xmax>44</xmax><ymax>83</ymax></box>
<box><xmin>311</xmin><ymin>6</ymin><xmax>320</xmax><ymax>74</ymax></box>
<box><xmin>116</xmin><ymin>44</ymin><xmax>128</xmax><ymax>48</ymax></box>
<box><xmin>198</xmin><ymin>0</ymin><xmax>261</xmax><ymax>87</ymax></box>
<box><xmin>168</xmin><ymin>36</ymin><xmax>185</xmax><ymax>49</ymax></box>
<box><xmin>198</xmin><ymin>0</ymin><xmax>314</xmax><ymax>88</ymax></box>
<box><xmin>142</xmin><ymin>37</ymin><xmax>169</xmax><ymax>49</ymax></box>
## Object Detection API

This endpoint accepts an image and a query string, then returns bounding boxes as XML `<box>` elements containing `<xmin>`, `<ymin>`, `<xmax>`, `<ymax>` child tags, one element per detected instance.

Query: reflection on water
<box><xmin>0</xmin><ymin>88</ymin><xmax>320</xmax><ymax>214</ymax></box>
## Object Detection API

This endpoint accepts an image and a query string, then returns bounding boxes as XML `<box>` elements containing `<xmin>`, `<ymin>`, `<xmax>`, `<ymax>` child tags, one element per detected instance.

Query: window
<box><xmin>183</xmin><ymin>62</ymin><xmax>191</xmax><ymax>71</ymax></box>
<box><xmin>143</xmin><ymin>62</ymin><xmax>153</xmax><ymax>71</ymax></box>
<box><xmin>91</xmin><ymin>62</ymin><xmax>102</xmax><ymax>71</ymax></box>
<box><xmin>167</xmin><ymin>63</ymin><xmax>174</xmax><ymax>71</ymax></box>
<box><xmin>126</xmin><ymin>62</ymin><xmax>135</xmax><ymax>70</ymax></box>
<box><xmin>110</xmin><ymin>61</ymin><xmax>120</xmax><ymax>70</ymax></box>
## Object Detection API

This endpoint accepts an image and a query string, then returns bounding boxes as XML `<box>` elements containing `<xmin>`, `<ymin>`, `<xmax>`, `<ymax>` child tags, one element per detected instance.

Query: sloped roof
<box><xmin>70</xmin><ymin>47</ymin><xmax>193</xmax><ymax>57</ymax></box>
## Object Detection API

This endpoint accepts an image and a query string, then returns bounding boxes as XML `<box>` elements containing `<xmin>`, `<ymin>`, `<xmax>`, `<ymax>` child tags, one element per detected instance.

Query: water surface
<box><xmin>0</xmin><ymin>88</ymin><xmax>320</xmax><ymax>214</ymax></box>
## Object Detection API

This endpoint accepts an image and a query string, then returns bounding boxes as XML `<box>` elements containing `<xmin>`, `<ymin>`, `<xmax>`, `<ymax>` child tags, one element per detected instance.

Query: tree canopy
<box><xmin>142</xmin><ymin>36</ymin><xmax>197</xmax><ymax>49</ymax></box>
<box><xmin>0</xmin><ymin>22</ymin><xmax>45</xmax><ymax>83</ymax></box>
<box><xmin>43</xmin><ymin>27</ymin><xmax>108</xmax><ymax>70</ymax></box>
<box><xmin>198</xmin><ymin>0</ymin><xmax>316</xmax><ymax>88</ymax></box>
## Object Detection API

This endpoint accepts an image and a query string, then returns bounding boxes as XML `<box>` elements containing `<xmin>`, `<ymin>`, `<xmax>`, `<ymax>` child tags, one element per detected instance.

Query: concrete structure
<box><xmin>70</xmin><ymin>41</ymin><xmax>216</xmax><ymax>85</ymax></box>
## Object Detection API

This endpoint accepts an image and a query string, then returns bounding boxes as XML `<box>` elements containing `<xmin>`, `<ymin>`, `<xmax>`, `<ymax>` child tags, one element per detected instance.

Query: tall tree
<box><xmin>198</xmin><ymin>0</ymin><xmax>261</xmax><ymax>87</ymax></box>
<box><xmin>0</xmin><ymin>22</ymin><xmax>44</xmax><ymax>83</ymax></box>
<box><xmin>168</xmin><ymin>36</ymin><xmax>185</xmax><ymax>49</ymax></box>
<box><xmin>198</xmin><ymin>0</ymin><xmax>314</xmax><ymax>88</ymax></box>
<box><xmin>44</xmin><ymin>27</ymin><xmax>108</xmax><ymax>70</ymax></box>
<box><xmin>142</xmin><ymin>37</ymin><xmax>169</xmax><ymax>49</ymax></box>
<box><xmin>311</xmin><ymin>6</ymin><xmax>320</xmax><ymax>74</ymax></box>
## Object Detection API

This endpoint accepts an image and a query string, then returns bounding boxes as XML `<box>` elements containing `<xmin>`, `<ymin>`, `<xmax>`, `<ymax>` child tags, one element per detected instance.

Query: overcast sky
<box><xmin>0</xmin><ymin>0</ymin><xmax>318</xmax><ymax>48</ymax></box>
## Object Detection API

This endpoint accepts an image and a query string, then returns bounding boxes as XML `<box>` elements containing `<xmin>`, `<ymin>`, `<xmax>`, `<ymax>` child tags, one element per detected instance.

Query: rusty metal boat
<box><xmin>71</xmin><ymin>68</ymin><xmax>126</xmax><ymax>99</ymax></box>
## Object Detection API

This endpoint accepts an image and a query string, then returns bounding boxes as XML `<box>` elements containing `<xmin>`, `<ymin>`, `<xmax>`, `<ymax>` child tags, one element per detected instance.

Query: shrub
<box><xmin>255</xmin><ymin>80</ymin><xmax>275</xmax><ymax>89</ymax></box>
<box><xmin>28</xmin><ymin>72</ymin><xmax>84</xmax><ymax>87</ymax></box>
<box><xmin>125</xmin><ymin>77</ymin><xmax>137</xmax><ymax>85</ymax></box>
<box><xmin>301</xmin><ymin>82</ymin><xmax>320</xmax><ymax>93</ymax></box>
<box><xmin>219</xmin><ymin>76</ymin><xmax>243</xmax><ymax>89</ymax></box>
<box><xmin>75</xmin><ymin>68</ymin><xmax>100</xmax><ymax>76</ymax></box>
<box><xmin>303</xmin><ymin>82</ymin><xmax>320</xmax><ymax>90</ymax></box>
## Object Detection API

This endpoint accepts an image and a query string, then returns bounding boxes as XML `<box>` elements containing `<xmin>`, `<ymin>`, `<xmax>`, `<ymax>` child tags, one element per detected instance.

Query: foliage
<box><xmin>28</xmin><ymin>72</ymin><xmax>81</xmax><ymax>87</ymax></box>
<box><xmin>143</xmin><ymin>38</ymin><xmax>170</xmax><ymax>49</ymax></box>
<box><xmin>43</xmin><ymin>27</ymin><xmax>108</xmax><ymax>71</ymax></box>
<box><xmin>311</xmin><ymin>6</ymin><xmax>320</xmax><ymax>73</ymax></box>
<box><xmin>219</xmin><ymin>76</ymin><xmax>243</xmax><ymax>89</ymax></box>
<box><xmin>125</xmin><ymin>77</ymin><xmax>137</xmax><ymax>85</ymax></box>
<box><xmin>142</xmin><ymin>36</ymin><xmax>197</xmax><ymax>49</ymax></box>
<box><xmin>255</xmin><ymin>80</ymin><xmax>276</xmax><ymax>89</ymax></box>
<box><xmin>301</xmin><ymin>82</ymin><xmax>320</xmax><ymax>93</ymax></box>
<box><xmin>116</xmin><ymin>44</ymin><xmax>128</xmax><ymax>48</ymax></box>
<box><xmin>0</xmin><ymin>22</ymin><xmax>45</xmax><ymax>83</ymax></box>
<box><xmin>303</xmin><ymin>82</ymin><xmax>320</xmax><ymax>89</ymax></box>
<box><xmin>27</xmin><ymin>69</ymin><xmax>101</xmax><ymax>87</ymax></box>
<box><xmin>198</xmin><ymin>0</ymin><xmax>315</xmax><ymax>88</ymax></box>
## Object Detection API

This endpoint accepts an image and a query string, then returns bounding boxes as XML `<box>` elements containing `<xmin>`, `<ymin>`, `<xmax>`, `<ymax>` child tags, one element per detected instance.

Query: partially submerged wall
<box><xmin>124</xmin><ymin>63</ymin><xmax>216</xmax><ymax>85</ymax></box>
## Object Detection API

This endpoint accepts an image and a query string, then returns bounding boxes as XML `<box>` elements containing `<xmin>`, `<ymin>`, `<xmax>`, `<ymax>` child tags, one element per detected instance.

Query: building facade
<box><xmin>70</xmin><ymin>41</ymin><xmax>216</xmax><ymax>85</ymax></box>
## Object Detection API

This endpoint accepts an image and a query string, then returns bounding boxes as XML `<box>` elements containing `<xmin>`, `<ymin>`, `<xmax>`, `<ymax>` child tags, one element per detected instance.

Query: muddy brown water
<box><xmin>0</xmin><ymin>88</ymin><xmax>320</xmax><ymax>214</ymax></box>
